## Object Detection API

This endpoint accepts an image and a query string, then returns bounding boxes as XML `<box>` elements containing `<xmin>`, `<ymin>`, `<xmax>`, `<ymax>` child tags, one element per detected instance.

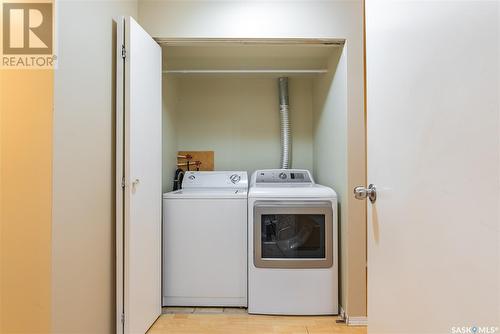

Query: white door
<box><xmin>365</xmin><ymin>2</ymin><xmax>499</xmax><ymax>334</ymax></box>
<box><xmin>116</xmin><ymin>16</ymin><xmax>162</xmax><ymax>334</ymax></box>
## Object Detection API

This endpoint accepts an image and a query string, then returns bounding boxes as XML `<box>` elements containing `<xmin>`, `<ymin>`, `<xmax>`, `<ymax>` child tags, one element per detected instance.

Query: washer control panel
<box><xmin>255</xmin><ymin>169</ymin><xmax>313</xmax><ymax>184</ymax></box>
<box><xmin>182</xmin><ymin>171</ymin><xmax>248</xmax><ymax>189</ymax></box>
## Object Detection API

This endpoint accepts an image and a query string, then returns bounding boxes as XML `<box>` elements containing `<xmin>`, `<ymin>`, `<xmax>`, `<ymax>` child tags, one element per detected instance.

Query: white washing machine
<box><xmin>248</xmin><ymin>169</ymin><xmax>338</xmax><ymax>315</ymax></box>
<box><xmin>163</xmin><ymin>171</ymin><xmax>248</xmax><ymax>307</ymax></box>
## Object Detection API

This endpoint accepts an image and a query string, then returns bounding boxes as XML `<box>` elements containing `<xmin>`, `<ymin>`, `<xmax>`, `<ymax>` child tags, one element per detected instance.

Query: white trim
<box><xmin>338</xmin><ymin>305</ymin><xmax>346</xmax><ymax>321</ymax></box>
<box><xmin>347</xmin><ymin>316</ymin><xmax>368</xmax><ymax>326</ymax></box>
<box><xmin>339</xmin><ymin>305</ymin><xmax>367</xmax><ymax>326</ymax></box>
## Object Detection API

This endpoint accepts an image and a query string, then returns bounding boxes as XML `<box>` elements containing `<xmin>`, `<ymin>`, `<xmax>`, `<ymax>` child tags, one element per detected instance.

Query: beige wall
<box><xmin>53</xmin><ymin>1</ymin><xmax>137</xmax><ymax>333</ymax></box>
<box><xmin>1</xmin><ymin>69</ymin><xmax>53</xmax><ymax>334</ymax></box>
<box><xmin>163</xmin><ymin>77</ymin><xmax>313</xmax><ymax>188</ymax></box>
<box><xmin>141</xmin><ymin>0</ymin><xmax>366</xmax><ymax>317</ymax></box>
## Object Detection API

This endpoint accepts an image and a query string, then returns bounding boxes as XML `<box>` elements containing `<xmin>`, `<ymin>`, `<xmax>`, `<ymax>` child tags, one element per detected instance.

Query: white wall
<box><xmin>168</xmin><ymin>77</ymin><xmax>313</xmax><ymax>181</ymax></box>
<box><xmin>53</xmin><ymin>1</ymin><xmax>137</xmax><ymax>333</ymax></box>
<box><xmin>139</xmin><ymin>0</ymin><xmax>361</xmax><ymax>41</ymax></box>
<box><xmin>141</xmin><ymin>0</ymin><xmax>366</xmax><ymax>317</ymax></box>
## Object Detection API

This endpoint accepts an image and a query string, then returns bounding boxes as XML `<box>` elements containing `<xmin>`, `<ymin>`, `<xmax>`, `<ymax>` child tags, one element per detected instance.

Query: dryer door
<box><xmin>254</xmin><ymin>201</ymin><xmax>333</xmax><ymax>269</ymax></box>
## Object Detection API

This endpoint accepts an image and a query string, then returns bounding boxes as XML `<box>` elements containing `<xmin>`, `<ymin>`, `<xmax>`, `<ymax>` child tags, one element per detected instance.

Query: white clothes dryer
<box><xmin>248</xmin><ymin>169</ymin><xmax>338</xmax><ymax>315</ymax></box>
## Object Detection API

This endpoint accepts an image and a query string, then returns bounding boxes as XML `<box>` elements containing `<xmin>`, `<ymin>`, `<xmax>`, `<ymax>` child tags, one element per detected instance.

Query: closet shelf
<box><xmin>162</xmin><ymin>69</ymin><xmax>328</xmax><ymax>77</ymax></box>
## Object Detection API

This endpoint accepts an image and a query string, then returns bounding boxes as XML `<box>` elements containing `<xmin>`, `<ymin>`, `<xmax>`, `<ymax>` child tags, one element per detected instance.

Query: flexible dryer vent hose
<box><xmin>279</xmin><ymin>77</ymin><xmax>291</xmax><ymax>169</ymax></box>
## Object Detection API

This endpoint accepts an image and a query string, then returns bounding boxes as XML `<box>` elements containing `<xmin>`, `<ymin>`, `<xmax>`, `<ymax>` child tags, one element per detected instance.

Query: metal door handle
<box><xmin>354</xmin><ymin>184</ymin><xmax>377</xmax><ymax>203</ymax></box>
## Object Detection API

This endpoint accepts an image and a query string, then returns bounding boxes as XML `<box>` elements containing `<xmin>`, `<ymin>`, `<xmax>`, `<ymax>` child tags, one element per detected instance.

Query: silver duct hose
<box><xmin>278</xmin><ymin>77</ymin><xmax>291</xmax><ymax>169</ymax></box>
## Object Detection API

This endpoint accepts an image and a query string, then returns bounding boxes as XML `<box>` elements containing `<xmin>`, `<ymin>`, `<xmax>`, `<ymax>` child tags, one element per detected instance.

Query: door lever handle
<box><xmin>132</xmin><ymin>178</ymin><xmax>140</xmax><ymax>188</ymax></box>
<box><xmin>354</xmin><ymin>184</ymin><xmax>377</xmax><ymax>203</ymax></box>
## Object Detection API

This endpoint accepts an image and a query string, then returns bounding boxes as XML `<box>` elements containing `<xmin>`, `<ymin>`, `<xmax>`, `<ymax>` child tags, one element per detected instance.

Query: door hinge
<box><xmin>121</xmin><ymin>45</ymin><xmax>126</xmax><ymax>59</ymax></box>
<box><xmin>121</xmin><ymin>312</ymin><xmax>125</xmax><ymax>324</ymax></box>
<box><xmin>121</xmin><ymin>176</ymin><xmax>126</xmax><ymax>189</ymax></box>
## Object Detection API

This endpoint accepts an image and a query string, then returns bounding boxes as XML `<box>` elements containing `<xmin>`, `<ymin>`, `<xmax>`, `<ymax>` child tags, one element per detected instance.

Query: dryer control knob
<box><xmin>279</xmin><ymin>172</ymin><xmax>287</xmax><ymax>180</ymax></box>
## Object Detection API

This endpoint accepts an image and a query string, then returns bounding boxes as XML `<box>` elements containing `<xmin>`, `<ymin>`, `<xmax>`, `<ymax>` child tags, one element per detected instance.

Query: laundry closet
<box><xmin>159</xmin><ymin>39</ymin><xmax>345</xmax><ymax>314</ymax></box>
<box><xmin>116</xmin><ymin>4</ymin><xmax>366</xmax><ymax>333</ymax></box>
<box><xmin>160</xmin><ymin>40</ymin><xmax>346</xmax><ymax>192</ymax></box>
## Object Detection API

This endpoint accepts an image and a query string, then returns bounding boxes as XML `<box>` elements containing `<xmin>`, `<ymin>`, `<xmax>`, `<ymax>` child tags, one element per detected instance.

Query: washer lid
<box><xmin>163</xmin><ymin>188</ymin><xmax>248</xmax><ymax>199</ymax></box>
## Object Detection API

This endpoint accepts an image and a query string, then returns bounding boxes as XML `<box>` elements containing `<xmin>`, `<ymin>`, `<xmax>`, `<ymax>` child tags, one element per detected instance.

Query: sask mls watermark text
<box><xmin>451</xmin><ymin>326</ymin><xmax>499</xmax><ymax>334</ymax></box>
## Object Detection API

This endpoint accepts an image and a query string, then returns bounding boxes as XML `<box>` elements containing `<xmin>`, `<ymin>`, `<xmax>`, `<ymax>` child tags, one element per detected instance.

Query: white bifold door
<box><xmin>116</xmin><ymin>16</ymin><xmax>162</xmax><ymax>334</ymax></box>
<box><xmin>365</xmin><ymin>2</ymin><xmax>499</xmax><ymax>334</ymax></box>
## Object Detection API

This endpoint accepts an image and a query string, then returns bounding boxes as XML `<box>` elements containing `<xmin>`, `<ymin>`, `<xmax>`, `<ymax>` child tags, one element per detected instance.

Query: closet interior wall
<box><xmin>162</xmin><ymin>76</ymin><xmax>316</xmax><ymax>191</ymax></box>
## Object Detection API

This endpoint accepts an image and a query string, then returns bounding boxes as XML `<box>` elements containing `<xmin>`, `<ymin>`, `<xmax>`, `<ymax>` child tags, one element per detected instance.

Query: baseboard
<box><xmin>347</xmin><ymin>316</ymin><xmax>368</xmax><ymax>326</ymax></box>
<box><xmin>339</xmin><ymin>305</ymin><xmax>367</xmax><ymax>326</ymax></box>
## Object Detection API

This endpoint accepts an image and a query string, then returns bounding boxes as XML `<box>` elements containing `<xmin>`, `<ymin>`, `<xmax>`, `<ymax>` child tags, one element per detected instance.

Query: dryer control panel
<box><xmin>254</xmin><ymin>169</ymin><xmax>314</xmax><ymax>184</ymax></box>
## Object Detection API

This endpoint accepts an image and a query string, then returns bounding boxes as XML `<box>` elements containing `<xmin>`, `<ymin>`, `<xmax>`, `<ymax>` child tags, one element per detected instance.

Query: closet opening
<box><xmin>158</xmin><ymin>39</ymin><xmax>347</xmax><ymax>195</ymax></box>
<box><xmin>158</xmin><ymin>39</ymin><xmax>349</xmax><ymax>309</ymax></box>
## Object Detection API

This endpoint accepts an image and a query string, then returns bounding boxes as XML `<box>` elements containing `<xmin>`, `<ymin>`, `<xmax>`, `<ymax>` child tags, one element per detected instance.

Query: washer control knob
<box><xmin>188</xmin><ymin>174</ymin><xmax>195</xmax><ymax>180</ymax></box>
<box><xmin>278</xmin><ymin>172</ymin><xmax>287</xmax><ymax>180</ymax></box>
<box><xmin>230</xmin><ymin>174</ymin><xmax>241</xmax><ymax>184</ymax></box>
